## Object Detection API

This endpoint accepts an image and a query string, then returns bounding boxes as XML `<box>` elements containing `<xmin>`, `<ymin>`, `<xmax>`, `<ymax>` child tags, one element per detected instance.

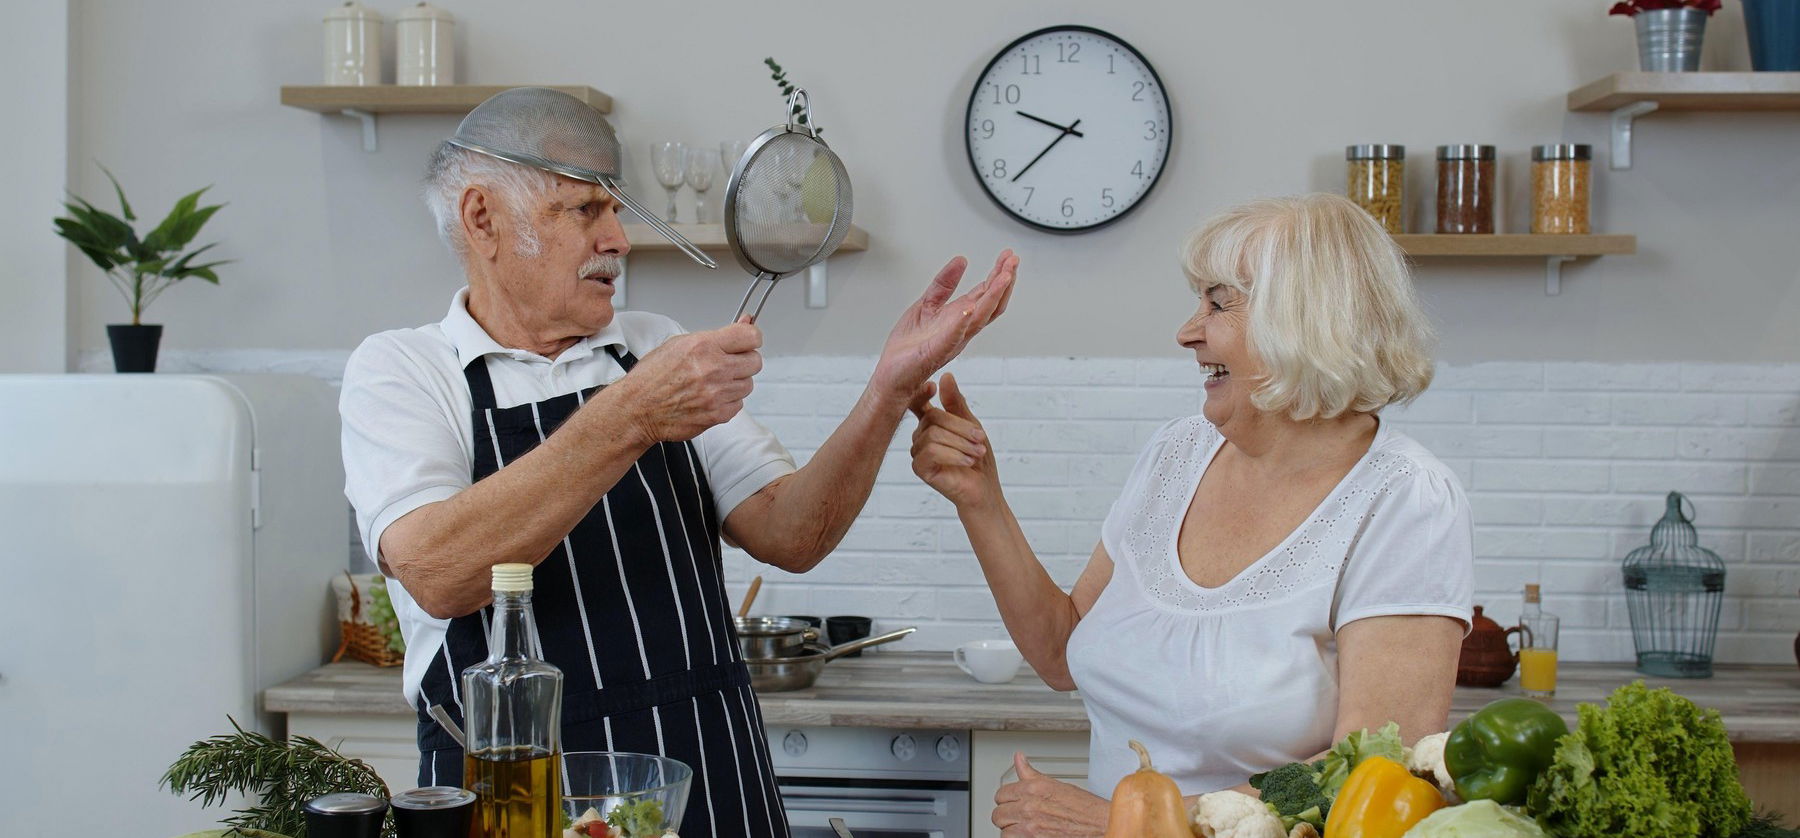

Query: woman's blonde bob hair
<box><xmin>1181</xmin><ymin>193</ymin><xmax>1435</xmax><ymax>421</ymax></box>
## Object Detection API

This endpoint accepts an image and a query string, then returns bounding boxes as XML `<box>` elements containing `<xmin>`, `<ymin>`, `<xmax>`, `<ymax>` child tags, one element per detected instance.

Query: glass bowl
<box><xmin>560</xmin><ymin>751</ymin><xmax>693</xmax><ymax>838</ymax></box>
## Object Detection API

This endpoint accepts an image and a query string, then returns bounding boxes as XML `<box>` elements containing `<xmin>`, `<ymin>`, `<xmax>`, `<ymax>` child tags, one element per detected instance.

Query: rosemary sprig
<box><xmin>161</xmin><ymin>717</ymin><xmax>393</xmax><ymax>838</ymax></box>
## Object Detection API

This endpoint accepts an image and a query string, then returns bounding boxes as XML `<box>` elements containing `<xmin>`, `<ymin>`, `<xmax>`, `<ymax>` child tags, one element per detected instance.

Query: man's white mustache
<box><xmin>580</xmin><ymin>254</ymin><xmax>623</xmax><ymax>280</ymax></box>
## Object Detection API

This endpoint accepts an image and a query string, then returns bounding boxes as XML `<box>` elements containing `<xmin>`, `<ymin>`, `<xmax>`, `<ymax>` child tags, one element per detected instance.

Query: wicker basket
<box><xmin>331</xmin><ymin>571</ymin><xmax>405</xmax><ymax>668</ymax></box>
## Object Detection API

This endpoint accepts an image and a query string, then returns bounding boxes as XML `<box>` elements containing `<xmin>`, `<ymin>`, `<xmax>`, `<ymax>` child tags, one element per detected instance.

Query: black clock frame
<box><xmin>964</xmin><ymin>24</ymin><xmax>1173</xmax><ymax>235</ymax></box>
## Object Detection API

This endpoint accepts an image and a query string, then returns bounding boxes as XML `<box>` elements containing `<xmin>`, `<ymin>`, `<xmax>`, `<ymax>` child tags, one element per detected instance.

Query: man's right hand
<box><xmin>614</xmin><ymin>320</ymin><xmax>763</xmax><ymax>443</ymax></box>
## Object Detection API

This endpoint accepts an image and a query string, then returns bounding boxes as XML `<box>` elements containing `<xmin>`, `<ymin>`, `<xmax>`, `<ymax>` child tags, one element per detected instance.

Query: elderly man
<box><xmin>340</xmin><ymin>88</ymin><xmax>1014</xmax><ymax>837</ymax></box>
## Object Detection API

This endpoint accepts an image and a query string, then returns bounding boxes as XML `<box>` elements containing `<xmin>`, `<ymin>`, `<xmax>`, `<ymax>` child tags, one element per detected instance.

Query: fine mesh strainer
<box><xmin>723</xmin><ymin>88</ymin><xmax>854</xmax><ymax>321</ymax></box>
<box><xmin>444</xmin><ymin>86</ymin><xmax>718</xmax><ymax>269</ymax></box>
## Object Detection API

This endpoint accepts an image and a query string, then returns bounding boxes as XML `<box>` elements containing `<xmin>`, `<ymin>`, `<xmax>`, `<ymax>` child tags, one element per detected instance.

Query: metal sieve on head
<box><xmin>723</xmin><ymin>88</ymin><xmax>854</xmax><ymax>322</ymax></box>
<box><xmin>443</xmin><ymin>86</ymin><xmax>717</xmax><ymax>269</ymax></box>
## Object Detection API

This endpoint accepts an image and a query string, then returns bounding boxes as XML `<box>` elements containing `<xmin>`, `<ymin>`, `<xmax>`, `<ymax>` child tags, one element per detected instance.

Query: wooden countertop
<box><xmin>265</xmin><ymin>654</ymin><xmax>1800</xmax><ymax>742</ymax></box>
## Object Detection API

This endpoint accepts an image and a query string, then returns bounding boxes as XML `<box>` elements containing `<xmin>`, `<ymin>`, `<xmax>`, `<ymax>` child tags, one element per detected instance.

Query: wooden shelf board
<box><xmin>620</xmin><ymin>223</ymin><xmax>869</xmax><ymax>254</ymax></box>
<box><xmin>280</xmin><ymin>85</ymin><xmax>612</xmax><ymax>114</ymax></box>
<box><xmin>1568</xmin><ymin>72</ymin><xmax>1800</xmax><ymax>112</ymax></box>
<box><xmin>1393</xmin><ymin>234</ymin><xmax>1636</xmax><ymax>257</ymax></box>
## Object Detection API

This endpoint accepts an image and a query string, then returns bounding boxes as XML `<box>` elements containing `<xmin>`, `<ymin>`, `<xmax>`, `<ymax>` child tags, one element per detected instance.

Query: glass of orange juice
<box><xmin>1518</xmin><ymin>620</ymin><xmax>1559</xmax><ymax>699</ymax></box>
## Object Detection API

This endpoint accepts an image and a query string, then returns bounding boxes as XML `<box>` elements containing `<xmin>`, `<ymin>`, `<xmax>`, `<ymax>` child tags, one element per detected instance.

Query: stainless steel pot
<box><xmin>745</xmin><ymin>627</ymin><xmax>916</xmax><ymax>692</ymax></box>
<box><xmin>733</xmin><ymin>615</ymin><xmax>820</xmax><ymax>659</ymax></box>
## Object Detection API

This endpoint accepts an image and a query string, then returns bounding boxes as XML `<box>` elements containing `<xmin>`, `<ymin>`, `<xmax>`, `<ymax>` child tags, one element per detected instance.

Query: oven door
<box><xmin>779</xmin><ymin>780</ymin><xmax>970</xmax><ymax>838</ymax></box>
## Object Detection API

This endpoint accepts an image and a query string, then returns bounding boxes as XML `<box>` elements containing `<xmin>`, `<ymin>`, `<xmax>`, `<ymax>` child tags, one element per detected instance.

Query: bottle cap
<box><xmin>1524</xmin><ymin>583</ymin><xmax>1541</xmax><ymax>603</ymax></box>
<box><xmin>491</xmin><ymin>563</ymin><xmax>534</xmax><ymax>593</ymax></box>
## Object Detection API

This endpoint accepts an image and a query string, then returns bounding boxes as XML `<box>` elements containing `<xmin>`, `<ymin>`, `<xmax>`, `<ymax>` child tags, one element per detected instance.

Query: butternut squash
<box><xmin>1103</xmin><ymin>740</ymin><xmax>1190</xmax><ymax>838</ymax></box>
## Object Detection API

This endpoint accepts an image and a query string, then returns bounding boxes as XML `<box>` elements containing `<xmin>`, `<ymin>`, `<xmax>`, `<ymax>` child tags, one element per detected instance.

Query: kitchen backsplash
<box><xmin>86</xmin><ymin>350</ymin><xmax>1800</xmax><ymax>663</ymax></box>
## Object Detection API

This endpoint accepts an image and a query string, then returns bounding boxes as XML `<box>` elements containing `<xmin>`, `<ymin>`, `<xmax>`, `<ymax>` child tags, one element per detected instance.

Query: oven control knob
<box><xmin>935</xmin><ymin>735</ymin><xmax>962</xmax><ymax>762</ymax></box>
<box><xmin>782</xmin><ymin>730</ymin><xmax>808</xmax><ymax>757</ymax></box>
<box><xmin>890</xmin><ymin>733</ymin><xmax>917</xmax><ymax>761</ymax></box>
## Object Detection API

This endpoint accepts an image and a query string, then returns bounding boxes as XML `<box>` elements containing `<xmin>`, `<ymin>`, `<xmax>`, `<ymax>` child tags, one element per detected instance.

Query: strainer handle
<box><xmin>733</xmin><ymin>272</ymin><xmax>781</xmax><ymax>323</ymax></box>
<box><xmin>787</xmin><ymin>88</ymin><xmax>816</xmax><ymax>138</ymax></box>
<box><xmin>600</xmin><ymin>177</ymin><xmax>719</xmax><ymax>269</ymax></box>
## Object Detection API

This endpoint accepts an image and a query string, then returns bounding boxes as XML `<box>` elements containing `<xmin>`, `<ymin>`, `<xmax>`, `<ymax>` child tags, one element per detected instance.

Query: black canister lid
<box><xmin>1346</xmin><ymin>144</ymin><xmax>1405</xmax><ymax>160</ymax></box>
<box><xmin>306</xmin><ymin>793</ymin><xmax>390</xmax><ymax>816</ymax></box>
<box><xmin>392</xmin><ymin>786</ymin><xmax>476</xmax><ymax>810</ymax></box>
<box><xmin>1436</xmin><ymin>144</ymin><xmax>1497</xmax><ymax>160</ymax></box>
<box><xmin>1532</xmin><ymin>143</ymin><xmax>1592</xmax><ymax>161</ymax></box>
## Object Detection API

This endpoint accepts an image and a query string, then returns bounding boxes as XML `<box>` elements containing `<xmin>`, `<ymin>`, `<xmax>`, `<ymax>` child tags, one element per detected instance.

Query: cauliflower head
<box><xmin>1191</xmin><ymin>790</ymin><xmax>1286</xmax><ymax>838</ymax></box>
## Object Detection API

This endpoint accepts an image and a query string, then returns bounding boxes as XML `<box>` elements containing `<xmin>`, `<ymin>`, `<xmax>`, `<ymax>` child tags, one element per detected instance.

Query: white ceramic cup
<box><xmin>954</xmin><ymin>639</ymin><xmax>1023</xmax><ymax>684</ymax></box>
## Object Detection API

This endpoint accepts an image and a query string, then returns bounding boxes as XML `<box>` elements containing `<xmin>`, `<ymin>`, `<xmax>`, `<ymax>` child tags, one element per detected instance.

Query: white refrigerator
<box><xmin>0</xmin><ymin>374</ymin><xmax>347</xmax><ymax>837</ymax></box>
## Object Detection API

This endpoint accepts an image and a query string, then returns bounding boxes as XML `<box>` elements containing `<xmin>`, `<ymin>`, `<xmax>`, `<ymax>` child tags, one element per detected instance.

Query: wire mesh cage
<box><xmin>1622</xmin><ymin>491</ymin><xmax>1726</xmax><ymax>678</ymax></box>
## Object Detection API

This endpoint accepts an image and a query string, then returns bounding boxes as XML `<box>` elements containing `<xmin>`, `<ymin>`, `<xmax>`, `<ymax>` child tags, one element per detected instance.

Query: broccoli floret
<box><xmin>1248</xmin><ymin>762</ymin><xmax>1330</xmax><ymax>828</ymax></box>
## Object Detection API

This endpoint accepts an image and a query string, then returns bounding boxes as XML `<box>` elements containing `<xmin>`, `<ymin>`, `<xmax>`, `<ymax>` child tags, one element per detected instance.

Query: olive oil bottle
<box><xmin>462</xmin><ymin>563</ymin><xmax>563</xmax><ymax>837</ymax></box>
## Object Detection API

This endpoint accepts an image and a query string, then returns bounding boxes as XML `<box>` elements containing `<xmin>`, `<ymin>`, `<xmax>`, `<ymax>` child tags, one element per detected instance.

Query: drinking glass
<box><xmin>685</xmin><ymin>149</ymin><xmax>718</xmax><ymax>224</ymax></box>
<box><xmin>650</xmin><ymin>142</ymin><xmax>688</xmax><ymax>223</ymax></box>
<box><xmin>720</xmin><ymin>139</ymin><xmax>749</xmax><ymax>179</ymax></box>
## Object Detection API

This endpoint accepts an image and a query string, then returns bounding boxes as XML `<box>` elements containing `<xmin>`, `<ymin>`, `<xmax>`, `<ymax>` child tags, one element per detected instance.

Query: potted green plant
<box><xmin>1611</xmin><ymin>0</ymin><xmax>1723</xmax><ymax>71</ymax></box>
<box><xmin>53</xmin><ymin>166</ymin><xmax>228</xmax><ymax>373</ymax></box>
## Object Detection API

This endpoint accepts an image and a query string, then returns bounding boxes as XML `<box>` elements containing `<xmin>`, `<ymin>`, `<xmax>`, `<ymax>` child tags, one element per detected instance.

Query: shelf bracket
<box><xmin>805</xmin><ymin>261</ymin><xmax>828</xmax><ymax>309</ymax></box>
<box><xmin>615</xmin><ymin>256</ymin><xmax>629</xmax><ymax>309</ymax></box>
<box><xmin>341</xmin><ymin>108</ymin><xmax>378</xmax><ymax>152</ymax></box>
<box><xmin>1609</xmin><ymin>101</ymin><xmax>1658</xmax><ymax>170</ymax></box>
<box><xmin>1545</xmin><ymin>255</ymin><xmax>1575</xmax><ymax>296</ymax></box>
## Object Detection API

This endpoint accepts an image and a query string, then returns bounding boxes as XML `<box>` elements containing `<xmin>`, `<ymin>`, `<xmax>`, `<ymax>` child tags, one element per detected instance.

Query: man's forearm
<box><xmin>733</xmin><ymin>384</ymin><xmax>912</xmax><ymax>570</ymax></box>
<box><xmin>381</xmin><ymin>386</ymin><xmax>652</xmax><ymax>618</ymax></box>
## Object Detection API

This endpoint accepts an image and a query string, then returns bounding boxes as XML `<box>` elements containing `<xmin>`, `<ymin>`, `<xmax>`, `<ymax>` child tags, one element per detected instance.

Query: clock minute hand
<box><xmin>1015</xmin><ymin>110</ymin><xmax>1086</xmax><ymax>138</ymax></box>
<box><xmin>1010</xmin><ymin>118</ymin><xmax>1081</xmax><ymax>183</ymax></box>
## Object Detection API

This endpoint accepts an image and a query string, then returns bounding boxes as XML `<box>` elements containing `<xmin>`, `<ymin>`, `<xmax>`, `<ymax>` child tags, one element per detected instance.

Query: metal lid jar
<box><xmin>1530</xmin><ymin>144</ymin><xmax>1592</xmax><ymax>235</ymax></box>
<box><xmin>1346</xmin><ymin>144</ymin><xmax>1405</xmax><ymax>234</ymax></box>
<box><xmin>322</xmin><ymin>1</ymin><xmax>383</xmax><ymax>86</ymax></box>
<box><xmin>396</xmin><ymin>2</ymin><xmax>456</xmax><ymax>87</ymax></box>
<box><xmin>1435</xmin><ymin>144</ymin><xmax>1496</xmax><ymax>234</ymax></box>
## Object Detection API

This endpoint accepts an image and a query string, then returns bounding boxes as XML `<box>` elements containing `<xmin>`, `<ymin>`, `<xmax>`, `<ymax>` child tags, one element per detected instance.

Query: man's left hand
<box><xmin>872</xmin><ymin>250</ymin><xmax>1018</xmax><ymax>404</ymax></box>
<box><xmin>993</xmin><ymin>752</ymin><xmax>1109</xmax><ymax>838</ymax></box>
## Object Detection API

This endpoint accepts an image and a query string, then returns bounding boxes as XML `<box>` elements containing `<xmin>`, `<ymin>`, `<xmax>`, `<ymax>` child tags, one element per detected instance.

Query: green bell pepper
<box><xmin>1444</xmin><ymin>697</ymin><xmax>1569</xmax><ymax>805</ymax></box>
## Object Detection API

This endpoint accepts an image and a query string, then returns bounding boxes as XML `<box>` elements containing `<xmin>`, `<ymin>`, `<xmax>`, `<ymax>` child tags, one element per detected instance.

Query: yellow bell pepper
<box><xmin>1323</xmin><ymin>755</ymin><xmax>1445</xmax><ymax>838</ymax></box>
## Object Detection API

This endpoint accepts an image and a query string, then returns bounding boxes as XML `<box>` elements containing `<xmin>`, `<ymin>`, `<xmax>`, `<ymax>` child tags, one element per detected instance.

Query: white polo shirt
<box><xmin>340</xmin><ymin>288</ymin><xmax>796</xmax><ymax>706</ymax></box>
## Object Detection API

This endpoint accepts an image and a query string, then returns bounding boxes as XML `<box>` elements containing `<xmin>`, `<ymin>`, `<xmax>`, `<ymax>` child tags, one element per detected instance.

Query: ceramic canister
<box><xmin>396</xmin><ymin>2</ymin><xmax>455</xmax><ymax>86</ymax></box>
<box><xmin>323</xmin><ymin>1</ymin><xmax>383</xmax><ymax>86</ymax></box>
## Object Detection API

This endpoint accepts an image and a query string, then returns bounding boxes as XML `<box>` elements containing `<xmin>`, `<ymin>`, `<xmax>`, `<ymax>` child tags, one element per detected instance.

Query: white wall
<box><xmin>1</xmin><ymin>0</ymin><xmax>71</xmax><ymax>372</ymax></box>
<box><xmin>60</xmin><ymin>0</ymin><xmax>1800</xmax><ymax>361</ymax></box>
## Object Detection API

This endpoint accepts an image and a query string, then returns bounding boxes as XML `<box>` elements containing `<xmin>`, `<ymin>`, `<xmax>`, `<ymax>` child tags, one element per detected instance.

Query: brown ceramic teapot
<box><xmin>1457</xmin><ymin>604</ymin><xmax>1525</xmax><ymax>687</ymax></box>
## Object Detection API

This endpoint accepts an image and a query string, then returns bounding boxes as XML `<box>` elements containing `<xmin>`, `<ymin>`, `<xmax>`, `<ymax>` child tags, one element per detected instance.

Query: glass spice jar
<box><xmin>1346</xmin><ymin>144</ymin><xmax>1405</xmax><ymax>234</ymax></box>
<box><xmin>1436</xmin><ymin>144</ymin><xmax>1496</xmax><ymax>234</ymax></box>
<box><xmin>1531</xmin><ymin>144</ymin><xmax>1592</xmax><ymax>234</ymax></box>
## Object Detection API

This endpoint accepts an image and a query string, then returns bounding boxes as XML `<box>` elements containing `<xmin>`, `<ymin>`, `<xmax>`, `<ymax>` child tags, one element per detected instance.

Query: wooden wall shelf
<box><xmin>280</xmin><ymin>85</ymin><xmax>611</xmax><ymax>114</ymax></box>
<box><xmin>1394</xmin><ymin>234</ymin><xmax>1636</xmax><ymax>295</ymax></box>
<box><xmin>1568</xmin><ymin>72</ymin><xmax>1800</xmax><ymax>112</ymax></box>
<box><xmin>1393</xmin><ymin>234</ymin><xmax>1635</xmax><ymax>257</ymax></box>
<box><xmin>613</xmin><ymin>223</ymin><xmax>870</xmax><ymax>310</ymax></box>
<box><xmin>1566</xmin><ymin>72</ymin><xmax>1800</xmax><ymax>169</ymax></box>
<box><xmin>279</xmin><ymin>84</ymin><xmax>612</xmax><ymax>151</ymax></box>
<box><xmin>619</xmin><ymin>223</ymin><xmax>869</xmax><ymax>255</ymax></box>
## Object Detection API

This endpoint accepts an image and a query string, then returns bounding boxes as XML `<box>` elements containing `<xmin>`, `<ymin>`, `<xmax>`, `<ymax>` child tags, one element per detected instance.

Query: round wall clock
<box><xmin>965</xmin><ymin>25</ymin><xmax>1172</xmax><ymax>233</ymax></box>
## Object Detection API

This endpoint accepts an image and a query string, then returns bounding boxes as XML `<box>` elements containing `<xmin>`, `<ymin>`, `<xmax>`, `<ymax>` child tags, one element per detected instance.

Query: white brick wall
<box><xmin>95</xmin><ymin>350</ymin><xmax>1800</xmax><ymax>664</ymax></box>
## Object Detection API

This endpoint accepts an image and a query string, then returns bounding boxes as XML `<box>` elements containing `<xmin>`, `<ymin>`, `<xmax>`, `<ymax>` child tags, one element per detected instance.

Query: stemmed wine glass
<box><xmin>685</xmin><ymin>149</ymin><xmax>717</xmax><ymax>224</ymax></box>
<box><xmin>650</xmin><ymin>142</ymin><xmax>688</xmax><ymax>223</ymax></box>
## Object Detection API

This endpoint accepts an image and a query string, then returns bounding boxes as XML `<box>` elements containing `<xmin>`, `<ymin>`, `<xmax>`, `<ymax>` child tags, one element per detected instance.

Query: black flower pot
<box><xmin>106</xmin><ymin>324</ymin><xmax>162</xmax><ymax>373</ymax></box>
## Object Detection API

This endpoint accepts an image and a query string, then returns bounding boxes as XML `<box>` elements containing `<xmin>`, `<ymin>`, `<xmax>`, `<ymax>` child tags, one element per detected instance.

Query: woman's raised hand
<box><xmin>909</xmin><ymin>372</ymin><xmax>1001</xmax><ymax>509</ymax></box>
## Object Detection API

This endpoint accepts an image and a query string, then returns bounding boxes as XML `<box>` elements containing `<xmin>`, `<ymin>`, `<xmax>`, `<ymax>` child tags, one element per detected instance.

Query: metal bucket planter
<box><xmin>1637</xmin><ymin>7</ymin><xmax>1709</xmax><ymax>71</ymax></box>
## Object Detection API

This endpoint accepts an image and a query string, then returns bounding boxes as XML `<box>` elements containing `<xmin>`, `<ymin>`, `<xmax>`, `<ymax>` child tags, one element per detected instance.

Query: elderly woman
<box><xmin>909</xmin><ymin>193</ymin><xmax>1473</xmax><ymax>834</ymax></box>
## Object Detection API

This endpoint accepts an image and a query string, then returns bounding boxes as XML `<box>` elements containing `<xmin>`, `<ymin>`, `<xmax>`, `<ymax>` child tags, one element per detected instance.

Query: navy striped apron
<box><xmin>413</xmin><ymin>346</ymin><xmax>789</xmax><ymax>838</ymax></box>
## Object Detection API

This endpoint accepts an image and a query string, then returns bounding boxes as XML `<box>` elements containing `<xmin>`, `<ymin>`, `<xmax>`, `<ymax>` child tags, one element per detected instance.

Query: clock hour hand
<box><xmin>1015</xmin><ymin>110</ymin><xmax>1086</xmax><ymax>138</ymax></box>
<box><xmin>1010</xmin><ymin>118</ymin><xmax>1081</xmax><ymax>183</ymax></box>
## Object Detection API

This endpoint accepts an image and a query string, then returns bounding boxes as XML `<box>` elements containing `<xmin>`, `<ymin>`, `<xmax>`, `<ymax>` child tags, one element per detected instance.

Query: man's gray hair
<box><xmin>422</xmin><ymin>142</ymin><xmax>559</xmax><ymax>261</ymax></box>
